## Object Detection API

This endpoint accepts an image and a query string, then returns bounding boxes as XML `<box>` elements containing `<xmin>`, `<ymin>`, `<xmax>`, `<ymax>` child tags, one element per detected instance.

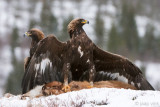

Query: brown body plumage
<box><xmin>67</xmin><ymin>18</ymin><xmax>95</xmax><ymax>86</ymax></box>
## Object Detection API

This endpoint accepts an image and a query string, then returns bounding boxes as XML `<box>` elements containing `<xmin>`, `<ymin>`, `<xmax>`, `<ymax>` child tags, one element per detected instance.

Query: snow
<box><xmin>146</xmin><ymin>63</ymin><xmax>160</xmax><ymax>89</ymax></box>
<box><xmin>0</xmin><ymin>0</ymin><xmax>9</xmax><ymax>36</ymax></box>
<box><xmin>135</xmin><ymin>16</ymin><xmax>149</xmax><ymax>37</ymax></box>
<box><xmin>0</xmin><ymin>0</ymin><xmax>31</xmax><ymax>37</ymax></box>
<box><xmin>105</xmin><ymin>1</ymin><xmax>116</xmax><ymax>15</ymax></box>
<box><xmin>14</xmin><ymin>47</ymin><xmax>22</xmax><ymax>61</ymax></box>
<box><xmin>0</xmin><ymin>88</ymin><xmax>160</xmax><ymax>107</ymax></box>
<box><xmin>103</xmin><ymin>16</ymin><xmax>113</xmax><ymax>30</ymax></box>
<box><xmin>135</xmin><ymin>61</ymin><xmax>160</xmax><ymax>90</ymax></box>
<box><xmin>32</xmin><ymin>1</ymin><xmax>42</xmax><ymax>21</ymax></box>
<box><xmin>0</xmin><ymin>46</ymin><xmax>12</xmax><ymax>97</ymax></box>
<box><xmin>136</xmin><ymin>16</ymin><xmax>160</xmax><ymax>37</ymax></box>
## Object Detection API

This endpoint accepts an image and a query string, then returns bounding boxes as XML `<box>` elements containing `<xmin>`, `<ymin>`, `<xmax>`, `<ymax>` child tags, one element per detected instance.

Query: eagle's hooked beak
<box><xmin>24</xmin><ymin>32</ymin><xmax>31</xmax><ymax>37</ymax></box>
<box><xmin>82</xmin><ymin>20</ymin><xmax>89</xmax><ymax>24</ymax></box>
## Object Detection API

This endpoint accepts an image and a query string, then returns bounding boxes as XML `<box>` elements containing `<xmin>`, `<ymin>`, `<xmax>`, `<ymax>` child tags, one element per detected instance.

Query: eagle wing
<box><xmin>81</xmin><ymin>44</ymin><xmax>154</xmax><ymax>90</ymax></box>
<box><xmin>22</xmin><ymin>35</ymin><xmax>71</xmax><ymax>94</ymax></box>
<box><xmin>24</xmin><ymin>57</ymin><xmax>31</xmax><ymax>70</ymax></box>
<box><xmin>24</xmin><ymin>43</ymin><xmax>42</xmax><ymax>71</ymax></box>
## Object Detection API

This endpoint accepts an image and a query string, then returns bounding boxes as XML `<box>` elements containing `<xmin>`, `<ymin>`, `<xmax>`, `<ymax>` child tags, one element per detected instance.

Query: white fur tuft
<box><xmin>23</xmin><ymin>85</ymin><xmax>43</xmax><ymax>98</ymax></box>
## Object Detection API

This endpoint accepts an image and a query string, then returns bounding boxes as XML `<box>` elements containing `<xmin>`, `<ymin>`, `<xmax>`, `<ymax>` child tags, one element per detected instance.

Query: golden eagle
<box><xmin>22</xmin><ymin>33</ymin><xmax>73</xmax><ymax>94</ymax></box>
<box><xmin>68</xmin><ymin>19</ymin><xmax>154</xmax><ymax>90</ymax></box>
<box><xmin>23</xmin><ymin>28</ymin><xmax>45</xmax><ymax>70</ymax></box>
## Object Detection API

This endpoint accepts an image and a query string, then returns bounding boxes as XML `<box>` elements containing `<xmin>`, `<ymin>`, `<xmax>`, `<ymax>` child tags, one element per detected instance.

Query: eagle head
<box><xmin>24</xmin><ymin>28</ymin><xmax>44</xmax><ymax>41</ymax></box>
<box><xmin>67</xmin><ymin>18</ymin><xmax>89</xmax><ymax>36</ymax></box>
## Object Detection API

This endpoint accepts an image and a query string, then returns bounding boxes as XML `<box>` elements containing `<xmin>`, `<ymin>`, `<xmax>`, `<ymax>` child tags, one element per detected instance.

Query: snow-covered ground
<box><xmin>0</xmin><ymin>88</ymin><xmax>159</xmax><ymax>107</ymax></box>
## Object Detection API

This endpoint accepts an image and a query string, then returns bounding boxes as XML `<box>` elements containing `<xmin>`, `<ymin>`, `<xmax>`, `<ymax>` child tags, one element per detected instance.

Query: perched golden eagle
<box><xmin>22</xmin><ymin>33</ymin><xmax>73</xmax><ymax>94</ymax></box>
<box><xmin>68</xmin><ymin>19</ymin><xmax>154</xmax><ymax>90</ymax></box>
<box><xmin>22</xmin><ymin>18</ymin><xmax>99</xmax><ymax>94</ymax></box>
<box><xmin>24</xmin><ymin>28</ymin><xmax>45</xmax><ymax>70</ymax></box>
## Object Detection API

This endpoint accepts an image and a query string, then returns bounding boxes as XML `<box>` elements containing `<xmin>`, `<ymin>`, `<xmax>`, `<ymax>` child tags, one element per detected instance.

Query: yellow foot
<box><xmin>62</xmin><ymin>85</ymin><xmax>71</xmax><ymax>92</ymax></box>
<box><xmin>87</xmin><ymin>85</ymin><xmax>93</xmax><ymax>89</ymax></box>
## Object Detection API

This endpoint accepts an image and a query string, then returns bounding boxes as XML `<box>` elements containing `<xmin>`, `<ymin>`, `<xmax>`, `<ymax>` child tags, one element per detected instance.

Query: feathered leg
<box><xmin>88</xmin><ymin>64</ymin><xmax>96</xmax><ymax>88</ymax></box>
<box><xmin>62</xmin><ymin>63</ymin><xmax>71</xmax><ymax>92</ymax></box>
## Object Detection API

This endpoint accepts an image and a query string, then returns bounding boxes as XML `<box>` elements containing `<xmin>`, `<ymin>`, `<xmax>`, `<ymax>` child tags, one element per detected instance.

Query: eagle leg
<box><xmin>62</xmin><ymin>63</ymin><xmax>71</xmax><ymax>92</ymax></box>
<box><xmin>88</xmin><ymin>64</ymin><xmax>96</xmax><ymax>88</ymax></box>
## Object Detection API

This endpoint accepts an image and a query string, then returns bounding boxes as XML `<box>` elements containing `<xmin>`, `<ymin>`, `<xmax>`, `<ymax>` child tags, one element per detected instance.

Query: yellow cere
<box><xmin>25</xmin><ymin>32</ymin><xmax>31</xmax><ymax>36</ymax></box>
<box><xmin>81</xmin><ymin>20</ymin><xmax>87</xmax><ymax>24</ymax></box>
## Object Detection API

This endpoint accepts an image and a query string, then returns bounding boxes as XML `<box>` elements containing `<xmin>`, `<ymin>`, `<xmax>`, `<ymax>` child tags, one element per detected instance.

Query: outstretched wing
<box><xmin>22</xmin><ymin>35</ymin><xmax>71</xmax><ymax>94</ymax></box>
<box><xmin>81</xmin><ymin>44</ymin><xmax>154</xmax><ymax>90</ymax></box>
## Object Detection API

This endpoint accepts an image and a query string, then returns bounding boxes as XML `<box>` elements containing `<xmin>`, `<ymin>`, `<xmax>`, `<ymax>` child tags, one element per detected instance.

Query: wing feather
<box><xmin>22</xmin><ymin>35</ymin><xmax>69</xmax><ymax>94</ymax></box>
<box><xmin>87</xmin><ymin>44</ymin><xmax>154</xmax><ymax>90</ymax></box>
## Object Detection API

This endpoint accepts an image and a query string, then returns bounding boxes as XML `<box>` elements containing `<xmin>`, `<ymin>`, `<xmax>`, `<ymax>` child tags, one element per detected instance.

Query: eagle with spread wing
<box><xmin>22</xmin><ymin>19</ymin><xmax>96</xmax><ymax>93</ymax></box>
<box><xmin>68</xmin><ymin>19</ymin><xmax>154</xmax><ymax>90</ymax></box>
<box><xmin>22</xmin><ymin>18</ymin><xmax>154</xmax><ymax>94</ymax></box>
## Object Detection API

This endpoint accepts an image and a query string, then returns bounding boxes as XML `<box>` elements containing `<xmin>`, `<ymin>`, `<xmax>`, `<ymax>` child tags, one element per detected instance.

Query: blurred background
<box><xmin>0</xmin><ymin>0</ymin><xmax>160</xmax><ymax>96</ymax></box>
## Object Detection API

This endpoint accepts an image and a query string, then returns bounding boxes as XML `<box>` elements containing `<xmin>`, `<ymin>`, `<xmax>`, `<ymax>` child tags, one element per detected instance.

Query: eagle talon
<box><xmin>87</xmin><ymin>85</ymin><xmax>93</xmax><ymax>89</ymax></box>
<box><xmin>87</xmin><ymin>81</ymin><xmax>94</xmax><ymax>89</ymax></box>
<box><xmin>62</xmin><ymin>85</ymin><xmax>71</xmax><ymax>92</ymax></box>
